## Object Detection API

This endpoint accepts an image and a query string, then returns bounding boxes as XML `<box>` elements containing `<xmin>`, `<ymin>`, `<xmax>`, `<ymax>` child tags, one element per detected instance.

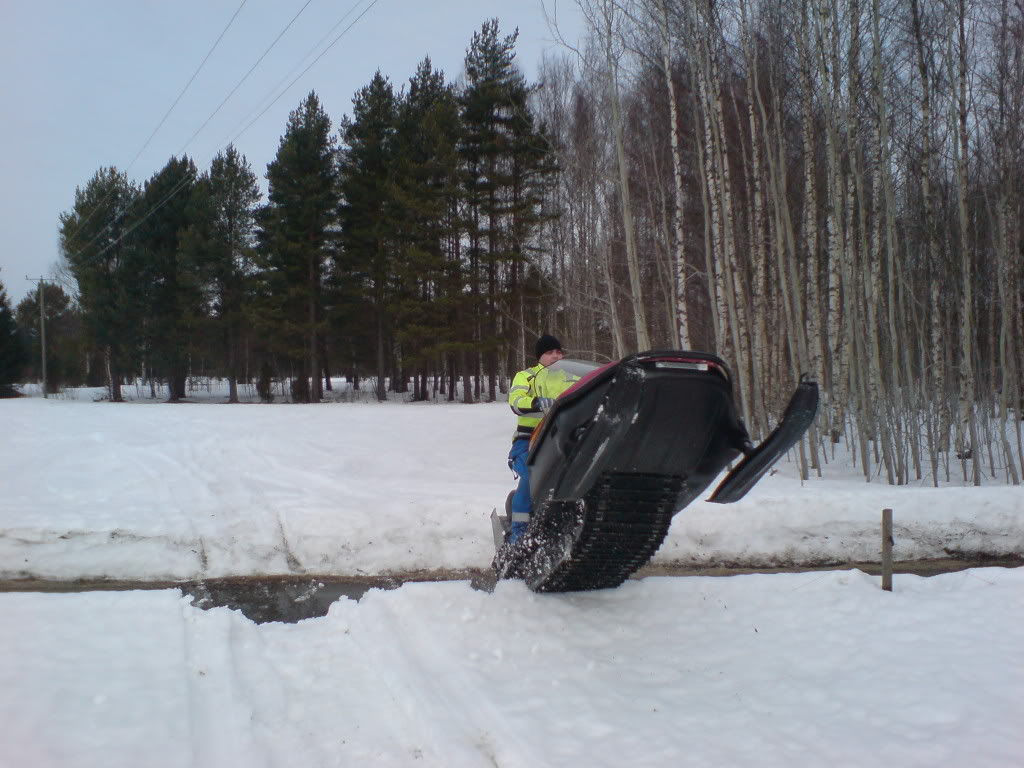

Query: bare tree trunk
<box><xmin>696</xmin><ymin>2</ymin><xmax>752</xmax><ymax>428</ymax></box>
<box><xmin>996</xmin><ymin>195</ymin><xmax>1021</xmax><ymax>483</ymax></box>
<box><xmin>910</xmin><ymin>0</ymin><xmax>948</xmax><ymax>475</ymax></box>
<box><xmin>711</xmin><ymin>54</ymin><xmax>753</xmax><ymax>430</ymax></box>
<box><xmin>461</xmin><ymin>348</ymin><xmax>473</xmax><ymax>404</ymax></box>
<box><xmin>739</xmin><ymin>0</ymin><xmax>769</xmax><ymax>435</ymax></box>
<box><xmin>227</xmin><ymin>318</ymin><xmax>239</xmax><ymax>404</ymax></box>
<box><xmin>992</xmin><ymin>0</ymin><xmax>1021</xmax><ymax>484</ymax></box>
<box><xmin>600</xmin><ymin>0</ymin><xmax>651</xmax><ymax>351</ymax></box>
<box><xmin>659</xmin><ymin>0</ymin><xmax>690</xmax><ymax>348</ymax></box>
<box><xmin>816</xmin><ymin>0</ymin><xmax>847</xmax><ymax>446</ymax></box>
<box><xmin>951</xmin><ymin>0</ymin><xmax>980</xmax><ymax>484</ymax></box>
<box><xmin>799</xmin><ymin>1</ymin><xmax>824</xmax><ymax>474</ymax></box>
<box><xmin>604</xmin><ymin>237</ymin><xmax>627</xmax><ymax>357</ymax></box>
<box><xmin>308</xmin><ymin>254</ymin><xmax>319</xmax><ymax>404</ymax></box>
<box><xmin>106</xmin><ymin>346</ymin><xmax>122</xmax><ymax>403</ymax></box>
<box><xmin>694</xmin><ymin>99</ymin><xmax>724</xmax><ymax>352</ymax></box>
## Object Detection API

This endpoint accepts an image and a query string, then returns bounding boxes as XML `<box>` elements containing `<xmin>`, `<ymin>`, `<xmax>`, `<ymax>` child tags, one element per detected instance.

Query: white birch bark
<box><xmin>795</xmin><ymin>3</ymin><xmax>824</xmax><ymax>475</ymax></box>
<box><xmin>700</xmin><ymin>0</ymin><xmax>753</xmax><ymax>430</ymax></box>
<box><xmin>800</xmin><ymin>2</ymin><xmax>824</xmax><ymax>395</ymax></box>
<box><xmin>950</xmin><ymin>0</ymin><xmax>980</xmax><ymax>484</ymax></box>
<box><xmin>600</xmin><ymin>0</ymin><xmax>651</xmax><ymax>351</ymax></box>
<box><xmin>865</xmin><ymin>0</ymin><xmax>895</xmax><ymax>484</ymax></box>
<box><xmin>996</xmin><ymin>193</ymin><xmax>1021</xmax><ymax>483</ymax></box>
<box><xmin>909</xmin><ymin>0</ymin><xmax>948</xmax><ymax>470</ymax></box>
<box><xmin>815</xmin><ymin>0</ymin><xmax>848</xmax><ymax>446</ymax></box>
<box><xmin>842</xmin><ymin>0</ymin><xmax>870</xmax><ymax>480</ymax></box>
<box><xmin>872</xmin><ymin>0</ymin><xmax>913</xmax><ymax>483</ymax></box>
<box><xmin>603</xmin><ymin>235</ymin><xmax>627</xmax><ymax>359</ymax></box>
<box><xmin>739</xmin><ymin>0</ymin><xmax>769</xmax><ymax>435</ymax></box>
<box><xmin>992</xmin><ymin>0</ymin><xmax>1021</xmax><ymax>483</ymax></box>
<box><xmin>752</xmin><ymin>24</ymin><xmax>814</xmax><ymax>478</ymax></box>
<box><xmin>695</xmin><ymin>55</ymin><xmax>728</xmax><ymax>354</ymax></box>
<box><xmin>658</xmin><ymin>0</ymin><xmax>690</xmax><ymax>348</ymax></box>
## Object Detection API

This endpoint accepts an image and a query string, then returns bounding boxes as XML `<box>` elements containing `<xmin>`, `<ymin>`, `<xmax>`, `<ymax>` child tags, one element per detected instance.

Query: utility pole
<box><xmin>26</xmin><ymin>277</ymin><xmax>56</xmax><ymax>398</ymax></box>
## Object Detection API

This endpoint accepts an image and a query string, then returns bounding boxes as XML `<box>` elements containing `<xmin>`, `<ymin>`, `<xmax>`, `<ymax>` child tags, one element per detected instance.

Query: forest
<box><xmin>2</xmin><ymin>1</ymin><xmax>1022</xmax><ymax>487</ymax></box>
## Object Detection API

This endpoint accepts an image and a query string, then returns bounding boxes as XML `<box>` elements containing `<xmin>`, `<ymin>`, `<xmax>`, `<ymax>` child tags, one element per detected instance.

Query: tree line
<box><xmin>523</xmin><ymin>0</ymin><xmax>1022</xmax><ymax>486</ymax></box>
<box><xmin>39</xmin><ymin>20</ymin><xmax>555</xmax><ymax>405</ymax></box>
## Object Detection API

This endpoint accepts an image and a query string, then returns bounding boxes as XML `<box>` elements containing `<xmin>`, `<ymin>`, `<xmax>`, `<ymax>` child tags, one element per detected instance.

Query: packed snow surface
<box><xmin>3</xmin><ymin>571</ymin><xmax>1022</xmax><ymax>767</ymax></box>
<box><xmin>2</xmin><ymin>393</ymin><xmax>1022</xmax><ymax>581</ymax></box>
<box><xmin>2</xmin><ymin>389</ymin><xmax>1023</xmax><ymax>766</ymax></box>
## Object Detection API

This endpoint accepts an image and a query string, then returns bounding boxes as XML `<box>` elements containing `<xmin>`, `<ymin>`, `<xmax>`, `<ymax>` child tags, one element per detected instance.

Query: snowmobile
<box><xmin>491</xmin><ymin>350</ymin><xmax>819</xmax><ymax>592</ymax></box>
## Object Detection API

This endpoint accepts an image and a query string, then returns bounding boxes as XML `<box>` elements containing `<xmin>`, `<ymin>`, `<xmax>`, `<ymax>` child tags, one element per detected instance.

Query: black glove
<box><xmin>533</xmin><ymin>397</ymin><xmax>555</xmax><ymax>413</ymax></box>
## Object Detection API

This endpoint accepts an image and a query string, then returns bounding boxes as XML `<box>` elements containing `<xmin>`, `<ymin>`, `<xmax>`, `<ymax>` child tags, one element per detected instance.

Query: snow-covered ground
<box><xmin>4</xmin><ymin>570</ymin><xmax>1022</xmax><ymax>767</ymax></box>
<box><xmin>2</xmin><ymin>387</ymin><xmax>1023</xmax><ymax>766</ymax></box>
<box><xmin>3</xmin><ymin>388</ymin><xmax>1022</xmax><ymax>581</ymax></box>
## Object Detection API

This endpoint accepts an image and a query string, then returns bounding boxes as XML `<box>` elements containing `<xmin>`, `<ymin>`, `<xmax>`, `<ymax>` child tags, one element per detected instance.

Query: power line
<box><xmin>65</xmin><ymin>0</ymin><xmax>311</xmax><ymax>270</ymax></box>
<box><xmin>230</xmin><ymin>0</ymin><xmax>382</xmax><ymax>145</ymax></box>
<box><xmin>65</xmin><ymin>1</ymin><xmax>249</xmax><ymax>245</ymax></box>
<box><xmin>215</xmin><ymin>0</ymin><xmax>372</xmax><ymax>150</ymax></box>
<box><xmin>132</xmin><ymin>0</ymin><xmax>250</xmax><ymax>172</ymax></box>
<box><xmin>68</xmin><ymin>0</ymin><xmax>384</xmax><ymax>273</ymax></box>
<box><xmin>176</xmin><ymin>0</ymin><xmax>318</xmax><ymax>157</ymax></box>
<box><xmin>68</xmin><ymin>0</ymin><xmax>320</xmax><ymax>268</ymax></box>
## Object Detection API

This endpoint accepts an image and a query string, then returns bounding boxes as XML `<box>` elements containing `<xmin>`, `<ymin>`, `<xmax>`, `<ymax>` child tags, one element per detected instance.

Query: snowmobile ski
<box><xmin>707</xmin><ymin>375</ymin><xmax>819</xmax><ymax>504</ymax></box>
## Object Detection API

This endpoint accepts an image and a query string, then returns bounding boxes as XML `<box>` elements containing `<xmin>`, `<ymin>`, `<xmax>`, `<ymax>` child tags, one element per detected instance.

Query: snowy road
<box><xmin>2</xmin><ymin>569</ymin><xmax>1022</xmax><ymax>767</ymax></box>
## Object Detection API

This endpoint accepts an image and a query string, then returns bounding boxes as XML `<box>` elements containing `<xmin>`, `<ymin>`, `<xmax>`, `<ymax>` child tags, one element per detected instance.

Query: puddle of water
<box><xmin>0</xmin><ymin>570</ymin><xmax>496</xmax><ymax>624</ymax></box>
<box><xmin>183</xmin><ymin>571</ymin><xmax>497</xmax><ymax>624</ymax></box>
<box><xmin>183</xmin><ymin>577</ymin><xmax>398</xmax><ymax>624</ymax></box>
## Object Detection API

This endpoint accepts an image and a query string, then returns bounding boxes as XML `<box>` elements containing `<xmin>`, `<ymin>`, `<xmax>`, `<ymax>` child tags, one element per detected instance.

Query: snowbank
<box><xmin>2</xmin><ymin>395</ymin><xmax>1022</xmax><ymax>581</ymax></box>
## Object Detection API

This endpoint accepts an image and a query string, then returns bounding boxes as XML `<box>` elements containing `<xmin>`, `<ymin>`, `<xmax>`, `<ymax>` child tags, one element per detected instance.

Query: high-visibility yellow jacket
<box><xmin>508</xmin><ymin>363</ymin><xmax>578</xmax><ymax>442</ymax></box>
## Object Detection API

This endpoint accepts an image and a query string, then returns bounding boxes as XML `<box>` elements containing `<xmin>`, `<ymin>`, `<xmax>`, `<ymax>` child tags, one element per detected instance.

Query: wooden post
<box><xmin>26</xmin><ymin>277</ymin><xmax>50</xmax><ymax>397</ymax></box>
<box><xmin>881</xmin><ymin>508</ymin><xmax>893</xmax><ymax>591</ymax></box>
<box><xmin>38</xmin><ymin>280</ymin><xmax>47</xmax><ymax>398</ymax></box>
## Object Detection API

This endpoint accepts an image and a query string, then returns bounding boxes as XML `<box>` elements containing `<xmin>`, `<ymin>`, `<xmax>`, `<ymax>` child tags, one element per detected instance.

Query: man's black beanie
<box><xmin>535</xmin><ymin>334</ymin><xmax>562</xmax><ymax>359</ymax></box>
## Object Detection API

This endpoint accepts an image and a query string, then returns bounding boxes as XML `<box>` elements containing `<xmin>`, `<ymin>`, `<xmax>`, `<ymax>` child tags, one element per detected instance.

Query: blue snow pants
<box><xmin>508</xmin><ymin>438</ymin><xmax>532</xmax><ymax>543</ymax></box>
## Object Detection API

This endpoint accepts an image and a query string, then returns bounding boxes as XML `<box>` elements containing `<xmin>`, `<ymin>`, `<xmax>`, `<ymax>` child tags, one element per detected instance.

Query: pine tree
<box><xmin>392</xmin><ymin>58</ymin><xmax>464</xmax><ymax>400</ymax></box>
<box><xmin>186</xmin><ymin>145</ymin><xmax>261</xmax><ymax>403</ymax></box>
<box><xmin>259</xmin><ymin>92</ymin><xmax>339</xmax><ymax>403</ymax></box>
<box><xmin>59</xmin><ymin>167</ymin><xmax>140</xmax><ymax>402</ymax></box>
<box><xmin>461</xmin><ymin>20</ymin><xmax>554</xmax><ymax>400</ymax></box>
<box><xmin>0</xmin><ymin>272</ymin><xmax>28</xmax><ymax>397</ymax></box>
<box><xmin>130</xmin><ymin>156</ymin><xmax>201</xmax><ymax>401</ymax></box>
<box><xmin>338</xmin><ymin>73</ymin><xmax>399</xmax><ymax>401</ymax></box>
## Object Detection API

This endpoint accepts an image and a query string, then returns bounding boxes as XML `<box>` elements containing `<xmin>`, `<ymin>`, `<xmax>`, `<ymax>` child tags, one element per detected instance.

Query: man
<box><xmin>505</xmin><ymin>334</ymin><xmax>567</xmax><ymax>544</ymax></box>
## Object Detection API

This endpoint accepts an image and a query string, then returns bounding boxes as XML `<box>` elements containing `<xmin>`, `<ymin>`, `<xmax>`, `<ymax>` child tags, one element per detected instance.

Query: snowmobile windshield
<box><xmin>533</xmin><ymin>358</ymin><xmax>601</xmax><ymax>400</ymax></box>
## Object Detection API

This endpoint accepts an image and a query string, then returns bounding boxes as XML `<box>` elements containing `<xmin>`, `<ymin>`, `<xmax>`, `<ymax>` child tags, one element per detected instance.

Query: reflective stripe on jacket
<box><xmin>508</xmin><ymin>362</ymin><xmax>579</xmax><ymax>442</ymax></box>
<box><xmin>508</xmin><ymin>363</ymin><xmax>544</xmax><ymax>440</ymax></box>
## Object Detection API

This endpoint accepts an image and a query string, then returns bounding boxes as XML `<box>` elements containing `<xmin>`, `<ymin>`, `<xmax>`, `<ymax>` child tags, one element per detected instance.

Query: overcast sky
<box><xmin>0</xmin><ymin>0</ymin><xmax>585</xmax><ymax>306</ymax></box>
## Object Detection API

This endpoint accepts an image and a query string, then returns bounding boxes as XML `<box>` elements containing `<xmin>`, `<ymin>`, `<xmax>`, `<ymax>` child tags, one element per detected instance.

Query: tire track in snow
<box><xmin>350</xmin><ymin>586</ymin><xmax>545</xmax><ymax>767</ymax></box>
<box><xmin>249</xmin><ymin>604</ymin><xmax>426</xmax><ymax>766</ymax></box>
<box><xmin>124</xmin><ymin>418</ymin><xmax>219</xmax><ymax>578</ymax></box>
<box><xmin>178</xmin><ymin>599</ymin><xmax>271</xmax><ymax>767</ymax></box>
<box><xmin>275</xmin><ymin>515</ymin><xmax>304</xmax><ymax>573</ymax></box>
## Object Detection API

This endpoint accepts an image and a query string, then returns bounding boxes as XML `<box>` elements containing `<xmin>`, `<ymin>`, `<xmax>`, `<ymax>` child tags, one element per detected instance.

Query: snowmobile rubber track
<box><xmin>528</xmin><ymin>472</ymin><xmax>683</xmax><ymax>593</ymax></box>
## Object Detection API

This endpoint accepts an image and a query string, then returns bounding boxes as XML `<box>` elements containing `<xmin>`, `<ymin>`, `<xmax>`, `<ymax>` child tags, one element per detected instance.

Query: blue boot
<box><xmin>509</xmin><ymin>521</ymin><xmax>528</xmax><ymax>544</ymax></box>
